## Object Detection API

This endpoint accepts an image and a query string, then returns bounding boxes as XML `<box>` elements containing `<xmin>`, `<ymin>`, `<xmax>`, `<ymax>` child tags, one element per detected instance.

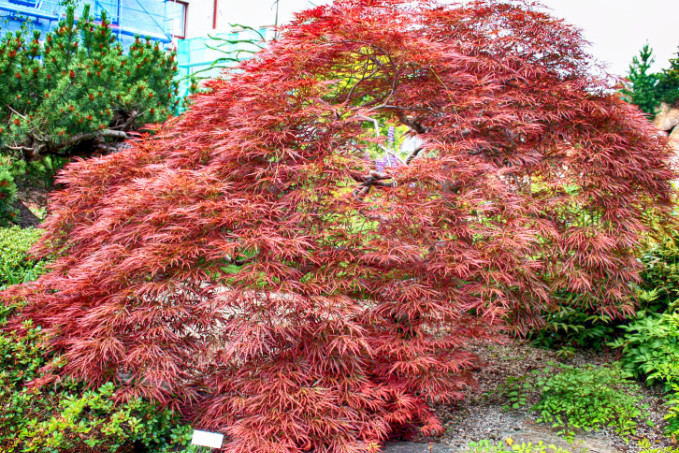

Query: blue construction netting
<box><xmin>176</xmin><ymin>27</ymin><xmax>273</xmax><ymax>98</ymax></box>
<box><xmin>0</xmin><ymin>0</ymin><xmax>176</xmax><ymax>48</ymax></box>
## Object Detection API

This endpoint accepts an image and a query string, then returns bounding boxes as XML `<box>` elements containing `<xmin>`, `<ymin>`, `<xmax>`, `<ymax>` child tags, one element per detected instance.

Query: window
<box><xmin>168</xmin><ymin>0</ymin><xmax>187</xmax><ymax>39</ymax></box>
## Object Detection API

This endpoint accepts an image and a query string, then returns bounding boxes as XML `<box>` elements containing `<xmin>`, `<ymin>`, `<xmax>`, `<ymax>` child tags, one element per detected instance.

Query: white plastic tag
<box><xmin>191</xmin><ymin>430</ymin><xmax>225</xmax><ymax>448</ymax></box>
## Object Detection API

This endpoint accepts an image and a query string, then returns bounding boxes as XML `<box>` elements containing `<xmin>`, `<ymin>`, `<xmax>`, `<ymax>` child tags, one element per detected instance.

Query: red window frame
<box><xmin>170</xmin><ymin>0</ymin><xmax>188</xmax><ymax>39</ymax></box>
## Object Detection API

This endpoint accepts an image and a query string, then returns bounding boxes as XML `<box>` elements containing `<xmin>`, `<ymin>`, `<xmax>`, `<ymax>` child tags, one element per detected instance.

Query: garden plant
<box><xmin>0</xmin><ymin>226</ymin><xmax>196</xmax><ymax>452</ymax></box>
<box><xmin>623</xmin><ymin>44</ymin><xmax>679</xmax><ymax>117</ymax></box>
<box><xmin>1</xmin><ymin>0</ymin><xmax>677</xmax><ymax>452</ymax></box>
<box><xmin>0</xmin><ymin>5</ymin><xmax>181</xmax><ymax>225</ymax></box>
<box><xmin>503</xmin><ymin>363</ymin><xmax>647</xmax><ymax>439</ymax></box>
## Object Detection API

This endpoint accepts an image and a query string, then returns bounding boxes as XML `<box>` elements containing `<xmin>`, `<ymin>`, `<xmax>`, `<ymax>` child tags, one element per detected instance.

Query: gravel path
<box><xmin>390</xmin><ymin>340</ymin><xmax>674</xmax><ymax>453</ymax></box>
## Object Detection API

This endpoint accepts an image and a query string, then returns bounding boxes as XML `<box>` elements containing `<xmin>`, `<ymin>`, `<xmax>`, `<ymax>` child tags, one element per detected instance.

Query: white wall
<box><xmin>181</xmin><ymin>0</ymin><xmax>332</xmax><ymax>39</ymax></box>
<box><xmin>179</xmin><ymin>0</ymin><xmax>679</xmax><ymax>77</ymax></box>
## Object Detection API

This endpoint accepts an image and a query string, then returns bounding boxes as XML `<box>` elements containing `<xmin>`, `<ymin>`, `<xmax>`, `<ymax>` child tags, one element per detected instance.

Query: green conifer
<box><xmin>0</xmin><ymin>5</ymin><xmax>180</xmax><ymax>224</ymax></box>
<box><xmin>621</xmin><ymin>43</ymin><xmax>660</xmax><ymax>116</ymax></box>
<box><xmin>656</xmin><ymin>45</ymin><xmax>679</xmax><ymax>106</ymax></box>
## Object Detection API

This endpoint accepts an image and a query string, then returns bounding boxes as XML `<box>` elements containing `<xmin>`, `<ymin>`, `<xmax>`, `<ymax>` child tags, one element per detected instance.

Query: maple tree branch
<box><xmin>224</xmin><ymin>253</ymin><xmax>259</xmax><ymax>267</ymax></box>
<box><xmin>405</xmin><ymin>146</ymin><xmax>424</xmax><ymax>165</ymax></box>
<box><xmin>357</xmin><ymin>115</ymin><xmax>381</xmax><ymax>138</ymax></box>
<box><xmin>337</xmin><ymin>40</ymin><xmax>401</xmax><ymax>110</ymax></box>
<box><xmin>344</xmin><ymin>64</ymin><xmax>382</xmax><ymax>104</ymax></box>
<box><xmin>395</xmin><ymin>110</ymin><xmax>428</xmax><ymax>134</ymax></box>
<box><xmin>357</xmin><ymin>206</ymin><xmax>390</xmax><ymax>222</ymax></box>
<box><xmin>350</xmin><ymin>170</ymin><xmax>392</xmax><ymax>183</ymax></box>
<box><xmin>352</xmin><ymin>170</ymin><xmax>395</xmax><ymax>200</ymax></box>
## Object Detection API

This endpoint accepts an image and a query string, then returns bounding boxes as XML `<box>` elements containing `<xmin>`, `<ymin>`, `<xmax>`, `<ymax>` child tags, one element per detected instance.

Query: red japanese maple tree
<box><xmin>3</xmin><ymin>0</ymin><xmax>676</xmax><ymax>451</ymax></box>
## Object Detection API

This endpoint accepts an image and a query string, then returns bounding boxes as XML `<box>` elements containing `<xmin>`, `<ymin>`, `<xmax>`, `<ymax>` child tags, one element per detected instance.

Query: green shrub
<box><xmin>0</xmin><ymin>228</ymin><xmax>196</xmax><ymax>452</ymax></box>
<box><xmin>0</xmin><ymin>157</ymin><xmax>20</xmax><ymax>225</ymax></box>
<box><xmin>665</xmin><ymin>386</ymin><xmax>679</xmax><ymax>442</ymax></box>
<box><xmin>0</xmin><ymin>303</ymin><xmax>197</xmax><ymax>452</ymax></box>
<box><xmin>637</xmin><ymin>228</ymin><xmax>679</xmax><ymax>314</ymax></box>
<box><xmin>529</xmin><ymin>226</ymin><xmax>679</xmax><ymax>356</ymax></box>
<box><xmin>638</xmin><ymin>439</ymin><xmax>679</xmax><ymax>453</ymax></box>
<box><xmin>609</xmin><ymin>223</ymin><xmax>679</xmax><ymax>439</ymax></box>
<box><xmin>528</xmin><ymin>301</ymin><xmax>618</xmax><ymax>357</ymax></box>
<box><xmin>0</xmin><ymin>226</ymin><xmax>45</xmax><ymax>286</ymax></box>
<box><xmin>610</xmin><ymin>312</ymin><xmax>679</xmax><ymax>386</ymax></box>
<box><xmin>465</xmin><ymin>439</ymin><xmax>580</xmax><ymax>453</ymax></box>
<box><xmin>502</xmin><ymin>363</ymin><xmax>647</xmax><ymax>439</ymax></box>
<box><xmin>610</xmin><ymin>311</ymin><xmax>679</xmax><ymax>438</ymax></box>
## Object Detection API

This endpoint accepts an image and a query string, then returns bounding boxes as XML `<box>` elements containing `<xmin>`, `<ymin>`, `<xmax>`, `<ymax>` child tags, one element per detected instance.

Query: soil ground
<box><xmin>386</xmin><ymin>339</ymin><xmax>674</xmax><ymax>453</ymax></box>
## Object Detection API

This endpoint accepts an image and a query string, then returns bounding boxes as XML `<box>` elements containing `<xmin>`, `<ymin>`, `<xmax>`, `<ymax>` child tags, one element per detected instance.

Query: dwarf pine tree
<box><xmin>656</xmin><ymin>46</ymin><xmax>679</xmax><ymax>106</ymax></box>
<box><xmin>622</xmin><ymin>44</ymin><xmax>660</xmax><ymax>116</ymax></box>
<box><xmin>0</xmin><ymin>5</ymin><xmax>180</xmax><ymax>225</ymax></box>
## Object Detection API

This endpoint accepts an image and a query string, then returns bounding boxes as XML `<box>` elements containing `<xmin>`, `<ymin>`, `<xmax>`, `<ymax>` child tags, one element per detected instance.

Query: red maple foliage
<box><xmin>3</xmin><ymin>0</ymin><xmax>676</xmax><ymax>451</ymax></box>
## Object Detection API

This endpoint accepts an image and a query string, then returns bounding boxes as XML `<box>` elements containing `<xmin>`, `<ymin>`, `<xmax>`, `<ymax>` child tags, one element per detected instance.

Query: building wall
<box><xmin>180</xmin><ymin>0</ymin><xmax>331</xmax><ymax>39</ymax></box>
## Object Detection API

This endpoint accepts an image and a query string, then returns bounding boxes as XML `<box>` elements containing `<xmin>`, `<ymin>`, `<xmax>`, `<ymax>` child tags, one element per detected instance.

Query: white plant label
<box><xmin>191</xmin><ymin>430</ymin><xmax>225</xmax><ymax>448</ymax></box>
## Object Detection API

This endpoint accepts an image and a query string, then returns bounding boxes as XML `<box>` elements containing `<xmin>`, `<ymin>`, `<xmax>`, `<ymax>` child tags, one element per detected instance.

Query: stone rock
<box><xmin>13</xmin><ymin>199</ymin><xmax>41</xmax><ymax>228</ymax></box>
<box><xmin>654</xmin><ymin>103</ymin><xmax>679</xmax><ymax>132</ymax></box>
<box><xmin>670</xmin><ymin>125</ymin><xmax>679</xmax><ymax>145</ymax></box>
<box><xmin>383</xmin><ymin>442</ymin><xmax>451</xmax><ymax>453</ymax></box>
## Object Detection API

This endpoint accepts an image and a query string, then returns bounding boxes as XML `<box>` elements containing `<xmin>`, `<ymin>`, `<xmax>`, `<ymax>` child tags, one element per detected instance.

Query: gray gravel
<box><xmin>396</xmin><ymin>340</ymin><xmax>675</xmax><ymax>453</ymax></box>
<box><xmin>384</xmin><ymin>442</ymin><xmax>452</xmax><ymax>453</ymax></box>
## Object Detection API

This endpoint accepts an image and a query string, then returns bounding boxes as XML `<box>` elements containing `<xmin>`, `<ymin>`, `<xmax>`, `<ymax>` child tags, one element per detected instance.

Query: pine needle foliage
<box><xmin>622</xmin><ymin>44</ymin><xmax>679</xmax><ymax>115</ymax></box>
<box><xmin>3</xmin><ymin>1</ymin><xmax>677</xmax><ymax>452</ymax></box>
<box><xmin>656</xmin><ymin>47</ymin><xmax>679</xmax><ymax>107</ymax></box>
<box><xmin>0</xmin><ymin>5</ymin><xmax>179</xmax><ymax>159</ymax></box>
<box><xmin>0</xmin><ymin>5</ymin><xmax>180</xmax><ymax>223</ymax></box>
<box><xmin>621</xmin><ymin>44</ymin><xmax>660</xmax><ymax>116</ymax></box>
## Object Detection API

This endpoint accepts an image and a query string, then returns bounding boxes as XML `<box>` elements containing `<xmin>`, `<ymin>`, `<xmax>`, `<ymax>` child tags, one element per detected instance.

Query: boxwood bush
<box><xmin>0</xmin><ymin>226</ymin><xmax>45</xmax><ymax>286</ymax></box>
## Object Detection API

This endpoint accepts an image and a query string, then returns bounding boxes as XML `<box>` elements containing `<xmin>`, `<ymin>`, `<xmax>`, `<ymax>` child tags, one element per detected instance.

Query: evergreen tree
<box><xmin>621</xmin><ymin>43</ymin><xmax>660</xmax><ymax>115</ymax></box>
<box><xmin>656</xmin><ymin>46</ymin><xmax>679</xmax><ymax>106</ymax></box>
<box><xmin>0</xmin><ymin>5</ymin><xmax>181</xmax><ymax>224</ymax></box>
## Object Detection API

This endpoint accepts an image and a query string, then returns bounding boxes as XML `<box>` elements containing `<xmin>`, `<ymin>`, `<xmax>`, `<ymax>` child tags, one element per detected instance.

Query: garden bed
<box><xmin>399</xmin><ymin>340</ymin><xmax>673</xmax><ymax>453</ymax></box>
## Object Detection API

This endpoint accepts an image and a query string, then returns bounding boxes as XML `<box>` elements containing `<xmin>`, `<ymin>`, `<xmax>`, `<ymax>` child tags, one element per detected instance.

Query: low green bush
<box><xmin>528</xmin><ymin>300</ymin><xmax>618</xmax><ymax>357</ymax></box>
<box><xmin>527</xmin><ymin>224</ymin><xmax>679</xmax><ymax>356</ymax></box>
<box><xmin>467</xmin><ymin>438</ymin><xmax>679</xmax><ymax>453</ymax></box>
<box><xmin>465</xmin><ymin>439</ymin><xmax>580</xmax><ymax>453</ymax></box>
<box><xmin>0</xmin><ymin>303</ymin><xmax>197</xmax><ymax>452</ymax></box>
<box><xmin>610</xmin><ymin>311</ymin><xmax>679</xmax><ymax>438</ymax></box>
<box><xmin>637</xmin><ymin>228</ymin><xmax>679</xmax><ymax>314</ymax></box>
<box><xmin>0</xmin><ymin>227</ymin><xmax>197</xmax><ymax>452</ymax></box>
<box><xmin>502</xmin><ymin>363</ymin><xmax>648</xmax><ymax>439</ymax></box>
<box><xmin>0</xmin><ymin>226</ymin><xmax>46</xmax><ymax>286</ymax></box>
<box><xmin>610</xmin><ymin>312</ymin><xmax>679</xmax><ymax>386</ymax></box>
<box><xmin>532</xmin><ymin>364</ymin><xmax>646</xmax><ymax>438</ymax></box>
<box><xmin>0</xmin><ymin>157</ymin><xmax>20</xmax><ymax>225</ymax></box>
<box><xmin>637</xmin><ymin>439</ymin><xmax>679</xmax><ymax>453</ymax></box>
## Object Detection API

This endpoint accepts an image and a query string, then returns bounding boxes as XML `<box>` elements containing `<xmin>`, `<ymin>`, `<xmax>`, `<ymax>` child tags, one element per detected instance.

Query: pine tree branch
<box><xmin>12</xmin><ymin>130</ymin><xmax>129</xmax><ymax>160</ymax></box>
